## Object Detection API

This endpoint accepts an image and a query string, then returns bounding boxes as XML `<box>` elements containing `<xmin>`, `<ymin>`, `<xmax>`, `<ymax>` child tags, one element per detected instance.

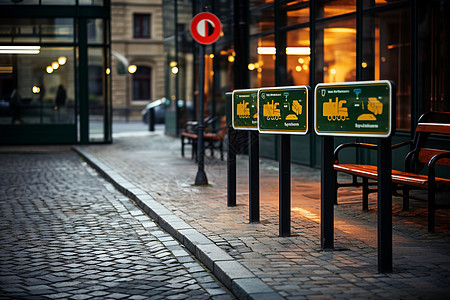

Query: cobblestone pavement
<box><xmin>76</xmin><ymin>129</ymin><xmax>450</xmax><ymax>299</ymax></box>
<box><xmin>0</xmin><ymin>147</ymin><xmax>232</xmax><ymax>299</ymax></box>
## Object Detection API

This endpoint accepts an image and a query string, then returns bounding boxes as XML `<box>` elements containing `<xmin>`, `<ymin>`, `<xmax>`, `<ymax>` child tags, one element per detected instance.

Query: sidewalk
<box><xmin>75</xmin><ymin>128</ymin><xmax>450</xmax><ymax>299</ymax></box>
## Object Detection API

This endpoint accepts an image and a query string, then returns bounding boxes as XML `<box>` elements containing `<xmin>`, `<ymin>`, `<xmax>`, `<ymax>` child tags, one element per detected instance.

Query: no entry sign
<box><xmin>190</xmin><ymin>12</ymin><xmax>222</xmax><ymax>45</ymax></box>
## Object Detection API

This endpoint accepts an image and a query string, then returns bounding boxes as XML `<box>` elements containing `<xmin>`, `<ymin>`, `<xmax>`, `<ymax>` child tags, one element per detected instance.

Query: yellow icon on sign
<box><xmin>237</xmin><ymin>100</ymin><xmax>250</xmax><ymax>118</ymax></box>
<box><xmin>285</xmin><ymin>100</ymin><xmax>302</xmax><ymax>120</ymax></box>
<box><xmin>263</xmin><ymin>100</ymin><xmax>281</xmax><ymax>120</ymax></box>
<box><xmin>357</xmin><ymin>97</ymin><xmax>383</xmax><ymax>121</ymax></box>
<box><xmin>323</xmin><ymin>97</ymin><xmax>348</xmax><ymax>121</ymax></box>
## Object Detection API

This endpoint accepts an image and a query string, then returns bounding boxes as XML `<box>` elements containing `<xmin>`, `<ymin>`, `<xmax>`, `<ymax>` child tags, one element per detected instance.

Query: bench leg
<box><xmin>220</xmin><ymin>141</ymin><xmax>223</xmax><ymax>160</ymax></box>
<box><xmin>181</xmin><ymin>136</ymin><xmax>185</xmax><ymax>157</ymax></box>
<box><xmin>402</xmin><ymin>186</ymin><xmax>409</xmax><ymax>211</ymax></box>
<box><xmin>193</xmin><ymin>139</ymin><xmax>197</xmax><ymax>161</ymax></box>
<box><xmin>428</xmin><ymin>187</ymin><xmax>436</xmax><ymax>233</ymax></box>
<box><xmin>362</xmin><ymin>177</ymin><xmax>369</xmax><ymax>211</ymax></box>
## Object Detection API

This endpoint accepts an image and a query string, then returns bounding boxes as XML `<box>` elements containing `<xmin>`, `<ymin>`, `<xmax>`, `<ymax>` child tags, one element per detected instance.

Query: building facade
<box><xmin>0</xmin><ymin>0</ymin><xmax>112</xmax><ymax>144</ymax></box>
<box><xmin>162</xmin><ymin>0</ymin><xmax>449</xmax><ymax>169</ymax></box>
<box><xmin>110</xmin><ymin>0</ymin><xmax>165</xmax><ymax>121</ymax></box>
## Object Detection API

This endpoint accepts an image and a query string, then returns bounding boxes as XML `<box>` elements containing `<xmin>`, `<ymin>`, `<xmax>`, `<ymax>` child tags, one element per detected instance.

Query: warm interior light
<box><xmin>170</xmin><ymin>61</ymin><xmax>177</xmax><ymax>67</ymax></box>
<box><xmin>32</xmin><ymin>86</ymin><xmax>40</xmax><ymax>94</ymax></box>
<box><xmin>257</xmin><ymin>47</ymin><xmax>276</xmax><ymax>55</ymax></box>
<box><xmin>295</xmin><ymin>66</ymin><xmax>302</xmax><ymax>72</ymax></box>
<box><xmin>52</xmin><ymin>62</ymin><xmax>59</xmax><ymax>70</ymax></box>
<box><xmin>46</xmin><ymin>66</ymin><xmax>54</xmax><ymax>73</ymax></box>
<box><xmin>128</xmin><ymin>65</ymin><xmax>137</xmax><ymax>74</ymax></box>
<box><xmin>209</xmin><ymin>54</ymin><xmax>214</xmax><ymax>58</ymax></box>
<box><xmin>286</xmin><ymin>47</ymin><xmax>311</xmax><ymax>55</ymax></box>
<box><xmin>58</xmin><ymin>56</ymin><xmax>67</xmax><ymax>65</ymax></box>
<box><xmin>106</xmin><ymin>68</ymin><xmax>111</xmax><ymax>75</ymax></box>
<box><xmin>257</xmin><ymin>47</ymin><xmax>311</xmax><ymax>55</ymax></box>
<box><xmin>330</xmin><ymin>68</ymin><xmax>337</xmax><ymax>75</ymax></box>
<box><xmin>361</xmin><ymin>62</ymin><xmax>368</xmax><ymax>68</ymax></box>
<box><xmin>0</xmin><ymin>66</ymin><xmax>13</xmax><ymax>73</ymax></box>
<box><xmin>228</xmin><ymin>55</ymin><xmax>235</xmax><ymax>63</ymax></box>
<box><xmin>0</xmin><ymin>46</ymin><xmax>40</xmax><ymax>54</ymax></box>
<box><xmin>171</xmin><ymin>66</ymin><xmax>179</xmax><ymax>74</ymax></box>
<box><xmin>298</xmin><ymin>58</ymin><xmax>304</xmax><ymax>64</ymax></box>
<box><xmin>248</xmin><ymin>63</ymin><xmax>255</xmax><ymax>71</ymax></box>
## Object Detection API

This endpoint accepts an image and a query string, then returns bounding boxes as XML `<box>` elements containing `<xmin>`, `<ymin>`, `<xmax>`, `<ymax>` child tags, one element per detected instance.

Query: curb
<box><xmin>73</xmin><ymin>147</ymin><xmax>283</xmax><ymax>300</ymax></box>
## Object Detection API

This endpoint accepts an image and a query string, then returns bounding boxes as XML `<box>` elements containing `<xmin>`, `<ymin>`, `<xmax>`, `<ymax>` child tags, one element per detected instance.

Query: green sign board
<box><xmin>314</xmin><ymin>81</ymin><xmax>394</xmax><ymax>137</ymax></box>
<box><xmin>232</xmin><ymin>89</ymin><xmax>258</xmax><ymax>130</ymax></box>
<box><xmin>258</xmin><ymin>86</ymin><xmax>310</xmax><ymax>135</ymax></box>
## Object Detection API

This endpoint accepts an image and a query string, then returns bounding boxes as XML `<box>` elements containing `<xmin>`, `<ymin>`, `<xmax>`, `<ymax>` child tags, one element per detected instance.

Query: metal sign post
<box><xmin>232</xmin><ymin>89</ymin><xmax>260</xmax><ymax>222</ymax></box>
<box><xmin>190</xmin><ymin>10</ymin><xmax>222</xmax><ymax>185</ymax></box>
<box><xmin>314</xmin><ymin>80</ymin><xmax>395</xmax><ymax>272</ymax></box>
<box><xmin>258</xmin><ymin>86</ymin><xmax>310</xmax><ymax>236</ymax></box>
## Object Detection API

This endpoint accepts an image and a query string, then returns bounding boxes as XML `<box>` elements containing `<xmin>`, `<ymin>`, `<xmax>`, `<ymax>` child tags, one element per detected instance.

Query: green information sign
<box><xmin>314</xmin><ymin>81</ymin><xmax>394</xmax><ymax>137</ymax></box>
<box><xmin>232</xmin><ymin>89</ymin><xmax>258</xmax><ymax>130</ymax></box>
<box><xmin>258</xmin><ymin>86</ymin><xmax>310</xmax><ymax>135</ymax></box>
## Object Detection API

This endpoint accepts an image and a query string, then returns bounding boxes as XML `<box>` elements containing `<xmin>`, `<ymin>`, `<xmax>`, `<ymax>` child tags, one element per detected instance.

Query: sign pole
<box><xmin>321</xmin><ymin>135</ymin><xmax>335</xmax><ymax>249</ymax></box>
<box><xmin>279</xmin><ymin>134</ymin><xmax>291</xmax><ymax>236</ymax></box>
<box><xmin>249</xmin><ymin>130</ymin><xmax>260</xmax><ymax>222</ymax></box>
<box><xmin>195</xmin><ymin>43</ymin><xmax>208</xmax><ymax>185</ymax></box>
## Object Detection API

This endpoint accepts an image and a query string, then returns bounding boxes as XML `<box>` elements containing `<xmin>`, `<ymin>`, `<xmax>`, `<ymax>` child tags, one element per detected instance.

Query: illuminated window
<box><xmin>315</xmin><ymin>0</ymin><xmax>356</xmax><ymax>19</ymax></box>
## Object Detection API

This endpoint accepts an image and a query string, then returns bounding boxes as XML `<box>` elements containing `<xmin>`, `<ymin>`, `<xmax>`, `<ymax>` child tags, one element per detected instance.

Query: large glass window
<box><xmin>285</xmin><ymin>0</ymin><xmax>310</xmax><ymax>27</ymax></box>
<box><xmin>286</xmin><ymin>28</ymin><xmax>310</xmax><ymax>86</ymax></box>
<box><xmin>250</xmin><ymin>34</ymin><xmax>275</xmax><ymax>88</ymax></box>
<box><xmin>315</xmin><ymin>17</ymin><xmax>356</xmax><ymax>83</ymax></box>
<box><xmin>0</xmin><ymin>18</ymin><xmax>74</xmax><ymax>43</ymax></box>
<box><xmin>88</xmin><ymin>48</ymin><xmax>105</xmax><ymax>141</ymax></box>
<box><xmin>362</xmin><ymin>8</ymin><xmax>411</xmax><ymax>130</ymax></box>
<box><xmin>0</xmin><ymin>48</ymin><xmax>75</xmax><ymax>125</ymax></box>
<box><xmin>315</xmin><ymin>0</ymin><xmax>356</xmax><ymax>19</ymax></box>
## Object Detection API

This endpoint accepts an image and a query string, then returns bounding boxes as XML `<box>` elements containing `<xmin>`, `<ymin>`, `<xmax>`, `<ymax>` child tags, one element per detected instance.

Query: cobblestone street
<box><xmin>0</xmin><ymin>148</ymin><xmax>231</xmax><ymax>299</ymax></box>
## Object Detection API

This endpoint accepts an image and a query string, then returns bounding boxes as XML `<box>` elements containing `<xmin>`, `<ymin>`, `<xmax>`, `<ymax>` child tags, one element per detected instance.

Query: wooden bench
<box><xmin>181</xmin><ymin>116</ymin><xmax>227</xmax><ymax>161</ymax></box>
<box><xmin>333</xmin><ymin>111</ymin><xmax>450</xmax><ymax>232</ymax></box>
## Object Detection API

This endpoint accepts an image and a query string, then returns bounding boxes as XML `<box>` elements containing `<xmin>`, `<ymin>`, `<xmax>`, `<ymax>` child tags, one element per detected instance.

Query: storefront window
<box><xmin>286</xmin><ymin>28</ymin><xmax>310</xmax><ymax>86</ymax></box>
<box><xmin>250</xmin><ymin>6</ymin><xmax>274</xmax><ymax>35</ymax></box>
<box><xmin>0</xmin><ymin>48</ymin><xmax>75</xmax><ymax>125</ymax></box>
<box><xmin>88</xmin><ymin>48</ymin><xmax>105</xmax><ymax>141</ymax></box>
<box><xmin>315</xmin><ymin>0</ymin><xmax>356</xmax><ymax>19</ymax></box>
<box><xmin>362</xmin><ymin>8</ymin><xmax>411</xmax><ymax>130</ymax></box>
<box><xmin>285</xmin><ymin>0</ymin><xmax>310</xmax><ymax>27</ymax></box>
<box><xmin>315</xmin><ymin>17</ymin><xmax>356</xmax><ymax>83</ymax></box>
<box><xmin>250</xmin><ymin>34</ymin><xmax>275</xmax><ymax>88</ymax></box>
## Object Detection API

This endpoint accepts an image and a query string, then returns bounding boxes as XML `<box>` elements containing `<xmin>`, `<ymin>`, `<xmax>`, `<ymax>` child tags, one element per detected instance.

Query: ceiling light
<box><xmin>0</xmin><ymin>46</ymin><xmax>41</xmax><ymax>54</ymax></box>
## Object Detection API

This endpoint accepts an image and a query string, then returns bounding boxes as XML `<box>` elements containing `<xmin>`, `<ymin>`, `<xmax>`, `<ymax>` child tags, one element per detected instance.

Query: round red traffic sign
<box><xmin>190</xmin><ymin>12</ymin><xmax>222</xmax><ymax>45</ymax></box>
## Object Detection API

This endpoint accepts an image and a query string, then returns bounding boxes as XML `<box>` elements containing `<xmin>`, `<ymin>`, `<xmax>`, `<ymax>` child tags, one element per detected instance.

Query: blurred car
<box><xmin>142</xmin><ymin>98</ymin><xmax>166</xmax><ymax>124</ymax></box>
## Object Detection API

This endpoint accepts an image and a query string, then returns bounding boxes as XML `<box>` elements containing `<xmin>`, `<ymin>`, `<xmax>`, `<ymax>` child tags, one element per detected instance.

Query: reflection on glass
<box><xmin>0</xmin><ymin>18</ymin><xmax>74</xmax><ymax>43</ymax></box>
<box><xmin>80</xmin><ymin>0</ymin><xmax>103</xmax><ymax>5</ymax></box>
<box><xmin>363</xmin><ymin>8</ymin><xmax>411</xmax><ymax>130</ymax></box>
<box><xmin>286</xmin><ymin>0</ymin><xmax>310</xmax><ymax>26</ymax></box>
<box><xmin>0</xmin><ymin>48</ymin><xmax>75</xmax><ymax>125</ymax></box>
<box><xmin>250</xmin><ymin>6</ymin><xmax>274</xmax><ymax>35</ymax></box>
<box><xmin>250</xmin><ymin>0</ymin><xmax>274</xmax><ymax>9</ymax></box>
<box><xmin>250</xmin><ymin>35</ymin><xmax>275</xmax><ymax>88</ymax></box>
<box><xmin>42</xmin><ymin>0</ymin><xmax>75</xmax><ymax>4</ymax></box>
<box><xmin>88</xmin><ymin>19</ymin><xmax>104</xmax><ymax>44</ymax></box>
<box><xmin>88</xmin><ymin>48</ymin><xmax>104</xmax><ymax>141</ymax></box>
<box><xmin>316</xmin><ymin>0</ymin><xmax>356</xmax><ymax>19</ymax></box>
<box><xmin>316</xmin><ymin>18</ymin><xmax>356</xmax><ymax>83</ymax></box>
<box><xmin>287</xmin><ymin>28</ymin><xmax>310</xmax><ymax>86</ymax></box>
<box><xmin>0</xmin><ymin>0</ymin><xmax>38</xmax><ymax>4</ymax></box>
<box><xmin>363</xmin><ymin>0</ymin><xmax>396</xmax><ymax>9</ymax></box>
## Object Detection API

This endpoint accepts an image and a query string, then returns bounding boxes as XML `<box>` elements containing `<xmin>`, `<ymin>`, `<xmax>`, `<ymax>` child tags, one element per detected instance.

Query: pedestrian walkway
<box><xmin>0</xmin><ymin>147</ymin><xmax>232</xmax><ymax>299</ymax></box>
<box><xmin>75</xmin><ymin>128</ymin><xmax>450</xmax><ymax>299</ymax></box>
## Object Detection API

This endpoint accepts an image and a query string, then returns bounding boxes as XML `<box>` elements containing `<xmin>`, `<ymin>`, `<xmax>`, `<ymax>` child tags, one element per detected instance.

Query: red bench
<box><xmin>334</xmin><ymin>112</ymin><xmax>450</xmax><ymax>232</ymax></box>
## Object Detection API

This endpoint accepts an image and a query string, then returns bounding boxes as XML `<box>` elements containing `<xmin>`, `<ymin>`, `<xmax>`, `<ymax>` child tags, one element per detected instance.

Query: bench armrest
<box><xmin>392</xmin><ymin>140</ymin><xmax>412</xmax><ymax>149</ymax></box>
<box><xmin>333</xmin><ymin>142</ymin><xmax>377</xmax><ymax>163</ymax></box>
<box><xmin>428</xmin><ymin>151</ymin><xmax>450</xmax><ymax>185</ymax></box>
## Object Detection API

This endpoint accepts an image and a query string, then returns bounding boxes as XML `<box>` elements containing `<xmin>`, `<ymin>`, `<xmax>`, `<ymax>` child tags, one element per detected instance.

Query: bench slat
<box><xmin>418</xmin><ymin>148</ymin><xmax>450</xmax><ymax>166</ymax></box>
<box><xmin>416</xmin><ymin>123</ymin><xmax>450</xmax><ymax>134</ymax></box>
<box><xmin>334</xmin><ymin>164</ymin><xmax>450</xmax><ymax>189</ymax></box>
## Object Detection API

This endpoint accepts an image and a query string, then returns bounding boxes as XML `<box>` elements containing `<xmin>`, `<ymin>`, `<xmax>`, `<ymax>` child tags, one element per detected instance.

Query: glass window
<box><xmin>286</xmin><ymin>28</ymin><xmax>310</xmax><ymax>86</ymax></box>
<box><xmin>315</xmin><ymin>0</ymin><xmax>356</xmax><ymax>19</ymax></box>
<box><xmin>0</xmin><ymin>18</ymin><xmax>74</xmax><ymax>44</ymax></box>
<box><xmin>362</xmin><ymin>0</ymin><xmax>401</xmax><ymax>10</ymax></box>
<box><xmin>362</xmin><ymin>8</ymin><xmax>411</xmax><ymax>130</ymax></box>
<box><xmin>87</xmin><ymin>19</ymin><xmax>104</xmax><ymax>44</ymax></box>
<box><xmin>315</xmin><ymin>17</ymin><xmax>356</xmax><ymax>83</ymax></box>
<box><xmin>79</xmin><ymin>0</ymin><xmax>104</xmax><ymax>5</ymax></box>
<box><xmin>134</xmin><ymin>14</ymin><xmax>151</xmax><ymax>39</ymax></box>
<box><xmin>250</xmin><ymin>6</ymin><xmax>274</xmax><ymax>35</ymax></box>
<box><xmin>0</xmin><ymin>0</ymin><xmax>38</xmax><ymax>4</ymax></box>
<box><xmin>250</xmin><ymin>0</ymin><xmax>273</xmax><ymax>9</ymax></box>
<box><xmin>250</xmin><ymin>34</ymin><xmax>275</xmax><ymax>88</ymax></box>
<box><xmin>133</xmin><ymin>66</ymin><xmax>151</xmax><ymax>101</ymax></box>
<box><xmin>285</xmin><ymin>0</ymin><xmax>310</xmax><ymax>27</ymax></box>
<box><xmin>0</xmin><ymin>47</ymin><xmax>75</xmax><ymax>125</ymax></box>
<box><xmin>42</xmin><ymin>0</ymin><xmax>75</xmax><ymax>4</ymax></box>
<box><xmin>88</xmin><ymin>48</ymin><xmax>104</xmax><ymax>142</ymax></box>
<box><xmin>417</xmin><ymin>1</ymin><xmax>450</xmax><ymax>116</ymax></box>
